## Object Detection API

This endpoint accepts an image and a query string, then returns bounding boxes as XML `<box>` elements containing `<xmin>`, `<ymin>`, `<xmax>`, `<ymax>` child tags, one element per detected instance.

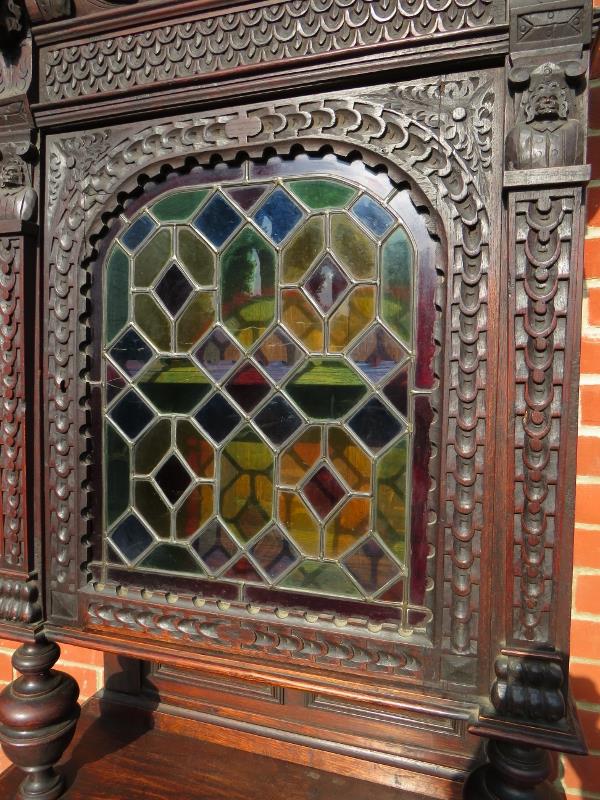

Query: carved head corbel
<box><xmin>505</xmin><ymin>60</ymin><xmax>586</xmax><ymax>170</ymax></box>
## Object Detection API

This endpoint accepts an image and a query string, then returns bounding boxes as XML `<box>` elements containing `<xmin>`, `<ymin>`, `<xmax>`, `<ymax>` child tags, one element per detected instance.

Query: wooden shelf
<box><xmin>0</xmin><ymin>697</ymin><xmax>441</xmax><ymax>800</ymax></box>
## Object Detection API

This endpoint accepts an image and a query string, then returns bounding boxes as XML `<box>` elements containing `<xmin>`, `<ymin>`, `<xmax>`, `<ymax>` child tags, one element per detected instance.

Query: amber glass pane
<box><xmin>328</xmin><ymin>286</ymin><xmax>376</xmax><ymax>352</ymax></box>
<box><xmin>281</xmin><ymin>288</ymin><xmax>323</xmax><ymax>352</ymax></box>
<box><xmin>282</xmin><ymin>216</ymin><xmax>324</xmax><ymax>283</ymax></box>
<box><xmin>220</xmin><ymin>427</ymin><xmax>274</xmax><ymax>543</ymax></box>
<box><xmin>278</xmin><ymin>490</ymin><xmax>320</xmax><ymax>556</ymax></box>
<box><xmin>280</xmin><ymin>427</ymin><xmax>321</xmax><ymax>487</ymax></box>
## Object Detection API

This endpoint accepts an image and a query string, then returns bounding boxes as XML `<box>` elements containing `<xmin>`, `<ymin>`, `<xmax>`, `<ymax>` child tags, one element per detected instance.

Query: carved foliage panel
<box><xmin>44</xmin><ymin>74</ymin><xmax>500</xmax><ymax>677</ymax></box>
<box><xmin>509</xmin><ymin>186</ymin><xmax>582</xmax><ymax>645</ymax></box>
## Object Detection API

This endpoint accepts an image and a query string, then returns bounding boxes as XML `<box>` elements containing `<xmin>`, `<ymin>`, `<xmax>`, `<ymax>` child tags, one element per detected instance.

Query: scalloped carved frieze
<box><xmin>0</xmin><ymin>237</ymin><xmax>25</xmax><ymax>571</ymax></box>
<box><xmin>46</xmin><ymin>86</ymin><xmax>494</xmax><ymax>652</ymax></box>
<box><xmin>40</xmin><ymin>0</ymin><xmax>506</xmax><ymax>103</ymax></box>
<box><xmin>87</xmin><ymin>599</ymin><xmax>422</xmax><ymax>676</ymax></box>
<box><xmin>510</xmin><ymin>187</ymin><xmax>579</xmax><ymax>644</ymax></box>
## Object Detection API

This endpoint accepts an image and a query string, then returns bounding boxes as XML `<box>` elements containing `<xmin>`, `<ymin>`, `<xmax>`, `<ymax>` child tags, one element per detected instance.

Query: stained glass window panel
<box><xmin>101</xmin><ymin>158</ymin><xmax>435</xmax><ymax>630</ymax></box>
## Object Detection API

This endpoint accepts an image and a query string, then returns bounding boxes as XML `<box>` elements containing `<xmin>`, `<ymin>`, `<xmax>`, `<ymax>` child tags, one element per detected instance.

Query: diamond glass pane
<box><xmin>102</xmin><ymin>159</ymin><xmax>433</xmax><ymax>626</ymax></box>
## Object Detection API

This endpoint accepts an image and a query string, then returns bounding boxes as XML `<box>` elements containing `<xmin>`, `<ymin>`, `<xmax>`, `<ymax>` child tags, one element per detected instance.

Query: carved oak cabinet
<box><xmin>0</xmin><ymin>1</ymin><xmax>595</xmax><ymax>798</ymax></box>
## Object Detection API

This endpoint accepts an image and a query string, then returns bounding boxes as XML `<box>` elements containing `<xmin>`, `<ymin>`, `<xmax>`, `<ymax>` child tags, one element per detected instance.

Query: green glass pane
<box><xmin>287</xmin><ymin>179</ymin><xmax>357</xmax><ymax>210</ymax></box>
<box><xmin>134</xmin><ymin>228</ymin><xmax>172</xmax><ymax>287</ymax></box>
<box><xmin>282</xmin><ymin>216</ymin><xmax>324</xmax><ymax>283</ymax></box>
<box><xmin>220</xmin><ymin>427</ymin><xmax>273</xmax><ymax>543</ymax></box>
<box><xmin>106</xmin><ymin>422</ymin><xmax>130</xmax><ymax>526</ymax></box>
<box><xmin>330</xmin><ymin>213</ymin><xmax>376</xmax><ymax>279</ymax></box>
<box><xmin>134</xmin><ymin>294</ymin><xmax>171</xmax><ymax>351</ymax></box>
<box><xmin>139</xmin><ymin>543</ymin><xmax>203</xmax><ymax>574</ymax></box>
<box><xmin>176</xmin><ymin>293</ymin><xmax>216</xmax><ymax>351</ymax></box>
<box><xmin>176</xmin><ymin>419</ymin><xmax>214</xmax><ymax>477</ymax></box>
<box><xmin>137</xmin><ymin>357</ymin><xmax>211</xmax><ymax>413</ymax></box>
<box><xmin>280</xmin><ymin>560</ymin><xmax>362</xmax><ymax>598</ymax></box>
<box><xmin>381</xmin><ymin>227</ymin><xmax>413</xmax><ymax>345</ymax></box>
<box><xmin>176</xmin><ymin>484</ymin><xmax>213</xmax><ymax>540</ymax></box>
<box><xmin>376</xmin><ymin>436</ymin><xmax>408</xmax><ymax>562</ymax></box>
<box><xmin>134</xmin><ymin>418</ymin><xmax>171</xmax><ymax>474</ymax></box>
<box><xmin>178</xmin><ymin>228</ymin><xmax>215</xmax><ymax>285</ymax></box>
<box><xmin>135</xmin><ymin>480</ymin><xmax>171</xmax><ymax>539</ymax></box>
<box><xmin>105</xmin><ymin>244</ymin><xmax>129</xmax><ymax>343</ymax></box>
<box><xmin>285</xmin><ymin>358</ymin><xmax>367</xmax><ymax>419</ymax></box>
<box><xmin>151</xmin><ymin>190</ymin><xmax>209</xmax><ymax>223</ymax></box>
<box><xmin>221</xmin><ymin>226</ymin><xmax>276</xmax><ymax>348</ymax></box>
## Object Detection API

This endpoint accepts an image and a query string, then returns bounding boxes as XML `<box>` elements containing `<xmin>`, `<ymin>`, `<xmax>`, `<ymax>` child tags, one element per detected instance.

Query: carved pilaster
<box><xmin>465</xmin><ymin>3</ymin><xmax>592</xmax><ymax>787</ymax></box>
<box><xmin>0</xmin><ymin>0</ymin><xmax>40</xmax><ymax>627</ymax></box>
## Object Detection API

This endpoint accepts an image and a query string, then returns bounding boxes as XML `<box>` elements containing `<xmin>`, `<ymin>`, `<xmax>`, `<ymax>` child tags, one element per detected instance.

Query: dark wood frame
<box><xmin>0</xmin><ymin>1</ymin><xmax>596</xmax><ymax>798</ymax></box>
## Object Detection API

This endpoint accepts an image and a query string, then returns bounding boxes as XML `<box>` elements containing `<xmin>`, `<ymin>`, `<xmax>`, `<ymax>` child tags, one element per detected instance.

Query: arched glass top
<box><xmin>99</xmin><ymin>155</ymin><xmax>436</xmax><ymax>630</ymax></box>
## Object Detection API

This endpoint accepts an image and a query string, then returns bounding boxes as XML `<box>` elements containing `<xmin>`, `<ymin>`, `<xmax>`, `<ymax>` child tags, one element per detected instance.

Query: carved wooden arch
<box><xmin>45</xmin><ymin>96</ymin><xmax>491</xmax><ymax>672</ymax></box>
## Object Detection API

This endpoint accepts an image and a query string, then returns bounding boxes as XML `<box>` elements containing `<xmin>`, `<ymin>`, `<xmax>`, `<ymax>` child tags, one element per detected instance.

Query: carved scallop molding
<box><xmin>39</xmin><ymin>0</ymin><xmax>506</xmax><ymax>103</ymax></box>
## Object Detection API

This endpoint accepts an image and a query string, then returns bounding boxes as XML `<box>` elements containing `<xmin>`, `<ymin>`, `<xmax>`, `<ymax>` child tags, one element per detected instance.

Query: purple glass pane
<box><xmin>349</xmin><ymin>325</ymin><xmax>407</xmax><ymax>383</ymax></box>
<box><xmin>304</xmin><ymin>255</ymin><xmax>348</xmax><ymax>313</ymax></box>
<box><xmin>302</xmin><ymin>466</ymin><xmax>345</xmax><ymax>520</ymax></box>
<box><xmin>225</xmin><ymin>362</ymin><xmax>271</xmax><ymax>412</ymax></box>
<box><xmin>192</xmin><ymin>520</ymin><xmax>240</xmax><ymax>573</ymax></box>
<box><xmin>383</xmin><ymin>367</ymin><xmax>409</xmax><ymax>417</ymax></box>
<box><xmin>343</xmin><ymin>537</ymin><xmax>400</xmax><ymax>594</ymax></box>
<box><xmin>225</xmin><ymin>184</ymin><xmax>269</xmax><ymax>211</ymax></box>
<box><xmin>255</xmin><ymin>327</ymin><xmax>301</xmax><ymax>381</ymax></box>
<box><xmin>250</xmin><ymin>528</ymin><xmax>299</xmax><ymax>580</ymax></box>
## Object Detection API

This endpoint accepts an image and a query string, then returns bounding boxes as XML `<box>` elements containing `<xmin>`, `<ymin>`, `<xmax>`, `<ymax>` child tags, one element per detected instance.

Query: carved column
<box><xmin>0</xmin><ymin>639</ymin><xmax>80</xmax><ymax>800</ymax></box>
<box><xmin>0</xmin><ymin>5</ymin><xmax>81</xmax><ymax>798</ymax></box>
<box><xmin>465</xmin><ymin>2</ymin><xmax>592</xmax><ymax>796</ymax></box>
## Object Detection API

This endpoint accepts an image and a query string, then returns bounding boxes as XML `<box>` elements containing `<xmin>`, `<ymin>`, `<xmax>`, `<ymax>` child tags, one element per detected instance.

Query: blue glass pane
<box><xmin>121</xmin><ymin>213</ymin><xmax>156</xmax><ymax>252</ymax></box>
<box><xmin>109</xmin><ymin>328</ymin><xmax>153</xmax><ymax>378</ymax></box>
<box><xmin>351</xmin><ymin>195</ymin><xmax>394</xmax><ymax>238</ymax></box>
<box><xmin>109</xmin><ymin>390</ymin><xmax>155</xmax><ymax>440</ymax></box>
<box><xmin>348</xmin><ymin>397</ymin><xmax>404</xmax><ymax>452</ymax></box>
<box><xmin>110</xmin><ymin>514</ymin><xmax>153</xmax><ymax>561</ymax></box>
<box><xmin>254</xmin><ymin>395</ymin><xmax>302</xmax><ymax>445</ymax></box>
<box><xmin>193</xmin><ymin>194</ymin><xmax>242</xmax><ymax>248</ymax></box>
<box><xmin>195</xmin><ymin>393</ymin><xmax>241</xmax><ymax>443</ymax></box>
<box><xmin>253</xmin><ymin>188</ymin><xmax>303</xmax><ymax>244</ymax></box>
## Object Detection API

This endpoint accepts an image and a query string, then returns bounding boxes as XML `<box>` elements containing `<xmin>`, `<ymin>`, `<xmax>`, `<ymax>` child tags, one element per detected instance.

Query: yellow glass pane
<box><xmin>281</xmin><ymin>288</ymin><xmax>323</xmax><ymax>352</ymax></box>
<box><xmin>278</xmin><ymin>491</ymin><xmax>320</xmax><ymax>556</ymax></box>
<box><xmin>220</xmin><ymin>428</ymin><xmax>273</xmax><ymax>542</ymax></box>
<box><xmin>328</xmin><ymin>286</ymin><xmax>376</xmax><ymax>352</ymax></box>
<box><xmin>279</xmin><ymin>426</ymin><xmax>321</xmax><ymax>487</ymax></box>
<box><xmin>176</xmin><ymin>484</ymin><xmax>214</xmax><ymax>540</ymax></box>
<box><xmin>282</xmin><ymin>216</ymin><xmax>325</xmax><ymax>283</ymax></box>
<box><xmin>376</xmin><ymin>438</ymin><xmax>408</xmax><ymax>562</ymax></box>
<box><xmin>324</xmin><ymin>497</ymin><xmax>371</xmax><ymax>558</ymax></box>
<box><xmin>176</xmin><ymin>292</ymin><xmax>216</xmax><ymax>351</ymax></box>
<box><xmin>134</xmin><ymin>294</ymin><xmax>171</xmax><ymax>352</ymax></box>
<box><xmin>328</xmin><ymin>428</ymin><xmax>371</xmax><ymax>492</ymax></box>
<box><xmin>330</xmin><ymin>213</ymin><xmax>376</xmax><ymax>279</ymax></box>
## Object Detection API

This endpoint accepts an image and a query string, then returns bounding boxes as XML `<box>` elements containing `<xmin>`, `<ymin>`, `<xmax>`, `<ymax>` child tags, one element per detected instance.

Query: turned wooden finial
<box><xmin>0</xmin><ymin>638</ymin><xmax>80</xmax><ymax>800</ymax></box>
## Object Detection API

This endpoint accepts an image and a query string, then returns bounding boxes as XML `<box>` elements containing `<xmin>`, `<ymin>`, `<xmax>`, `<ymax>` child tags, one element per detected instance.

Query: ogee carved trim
<box><xmin>40</xmin><ymin>0</ymin><xmax>505</xmax><ymax>103</ymax></box>
<box><xmin>0</xmin><ymin>237</ymin><xmax>25</xmax><ymax>569</ymax></box>
<box><xmin>46</xmin><ymin>92</ymin><xmax>491</xmax><ymax>655</ymax></box>
<box><xmin>510</xmin><ymin>188</ymin><xmax>577</xmax><ymax>643</ymax></box>
<box><xmin>87</xmin><ymin>599</ymin><xmax>422</xmax><ymax>676</ymax></box>
<box><xmin>491</xmin><ymin>652</ymin><xmax>565</xmax><ymax>723</ymax></box>
<box><xmin>0</xmin><ymin>574</ymin><xmax>40</xmax><ymax>623</ymax></box>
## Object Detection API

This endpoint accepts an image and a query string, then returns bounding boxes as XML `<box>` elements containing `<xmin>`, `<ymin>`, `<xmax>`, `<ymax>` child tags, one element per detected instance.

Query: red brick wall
<box><xmin>559</xmin><ymin>33</ymin><xmax>600</xmax><ymax>798</ymax></box>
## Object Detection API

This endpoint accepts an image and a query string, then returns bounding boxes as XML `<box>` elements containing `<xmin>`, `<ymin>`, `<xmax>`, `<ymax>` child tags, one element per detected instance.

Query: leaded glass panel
<box><xmin>101</xmin><ymin>156</ymin><xmax>436</xmax><ymax>629</ymax></box>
